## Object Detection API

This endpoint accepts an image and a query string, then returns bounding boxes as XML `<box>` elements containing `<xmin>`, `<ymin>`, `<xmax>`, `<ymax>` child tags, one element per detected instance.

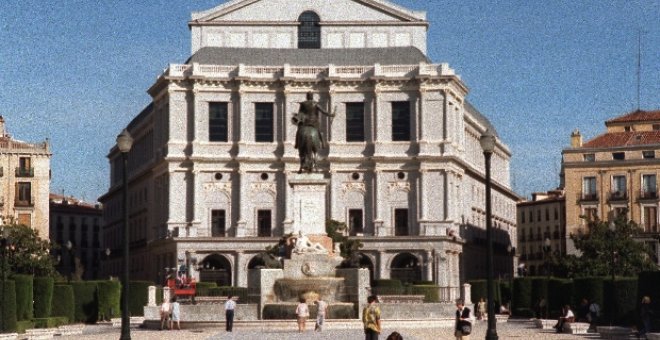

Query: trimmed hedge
<box><xmin>530</xmin><ymin>278</ymin><xmax>548</xmax><ymax>318</ymax></box>
<box><xmin>34</xmin><ymin>316</ymin><xmax>68</xmax><ymax>328</ymax></box>
<box><xmin>33</xmin><ymin>277</ymin><xmax>54</xmax><ymax>318</ymax></box>
<box><xmin>512</xmin><ymin>277</ymin><xmax>532</xmax><ymax>315</ymax></box>
<box><xmin>372</xmin><ymin>279</ymin><xmax>403</xmax><ymax>287</ymax></box>
<box><xmin>547</xmin><ymin>278</ymin><xmax>572</xmax><ymax>318</ymax></box>
<box><xmin>573</xmin><ymin>277</ymin><xmax>604</xmax><ymax>307</ymax></box>
<box><xmin>51</xmin><ymin>284</ymin><xmax>75</xmax><ymax>324</ymax></box>
<box><xmin>604</xmin><ymin>278</ymin><xmax>637</xmax><ymax>326</ymax></box>
<box><xmin>195</xmin><ymin>282</ymin><xmax>217</xmax><ymax>296</ymax></box>
<box><xmin>0</xmin><ymin>280</ymin><xmax>17</xmax><ymax>332</ymax></box>
<box><xmin>16</xmin><ymin>320</ymin><xmax>34</xmax><ymax>334</ymax></box>
<box><xmin>638</xmin><ymin>271</ymin><xmax>660</xmax><ymax>332</ymax></box>
<box><xmin>469</xmin><ymin>280</ymin><xmax>486</xmax><ymax>304</ymax></box>
<box><xmin>13</xmin><ymin>274</ymin><xmax>33</xmax><ymax>321</ymax></box>
<box><xmin>71</xmin><ymin>281</ymin><xmax>98</xmax><ymax>323</ymax></box>
<box><xmin>208</xmin><ymin>286</ymin><xmax>249</xmax><ymax>300</ymax></box>
<box><xmin>410</xmin><ymin>285</ymin><xmax>440</xmax><ymax>303</ymax></box>
<box><xmin>97</xmin><ymin>280</ymin><xmax>121</xmax><ymax>321</ymax></box>
<box><xmin>500</xmin><ymin>281</ymin><xmax>512</xmax><ymax>306</ymax></box>
<box><xmin>128</xmin><ymin>281</ymin><xmax>153</xmax><ymax>316</ymax></box>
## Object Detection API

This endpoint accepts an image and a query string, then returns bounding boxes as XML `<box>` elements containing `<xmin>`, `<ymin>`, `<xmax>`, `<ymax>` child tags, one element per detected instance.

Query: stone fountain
<box><xmin>250</xmin><ymin>173</ymin><xmax>370</xmax><ymax>319</ymax></box>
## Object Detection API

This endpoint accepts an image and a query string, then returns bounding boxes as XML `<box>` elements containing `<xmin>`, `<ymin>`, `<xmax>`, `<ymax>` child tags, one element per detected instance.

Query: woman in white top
<box><xmin>295</xmin><ymin>298</ymin><xmax>309</xmax><ymax>333</ymax></box>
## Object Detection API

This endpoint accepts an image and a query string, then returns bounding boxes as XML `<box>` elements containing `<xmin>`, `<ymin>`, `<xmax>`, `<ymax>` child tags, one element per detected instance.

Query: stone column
<box><xmin>163</xmin><ymin>287</ymin><xmax>171</xmax><ymax>304</ymax></box>
<box><xmin>462</xmin><ymin>283</ymin><xmax>472</xmax><ymax>305</ymax></box>
<box><xmin>148</xmin><ymin>286</ymin><xmax>156</xmax><ymax>306</ymax></box>
<box><xmin>236</xmin><ymin>169</ymin><xmax>249</xmax><ymax>236</ymax></box>
<box><xmin>377</xmin><ymin>251</ymin><xmax>389</xmax><ymax>279</ymax></box>
<box><xmin>425</xmin><ymin>250</ymin><xmax>433</xmax><ymax>282</ymax></box>
<box><xmin>235</xmin><ymin>251</ymin><xmax>247</xmax><ymax>287</ymax></box>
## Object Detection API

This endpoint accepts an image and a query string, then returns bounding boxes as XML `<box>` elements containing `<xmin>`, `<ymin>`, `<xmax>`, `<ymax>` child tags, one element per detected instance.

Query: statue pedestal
<box><xmin>289</xmin><ymin>173</ymin><xmax>329</xmax><ymax>236</ymax></box>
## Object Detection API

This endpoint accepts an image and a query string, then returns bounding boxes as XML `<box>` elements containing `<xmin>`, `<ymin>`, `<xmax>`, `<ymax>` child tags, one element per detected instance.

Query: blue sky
<box><xmin>0</xmin><ymin>0</ymin><xmax>658</xmax><ymax>202</ymax></box>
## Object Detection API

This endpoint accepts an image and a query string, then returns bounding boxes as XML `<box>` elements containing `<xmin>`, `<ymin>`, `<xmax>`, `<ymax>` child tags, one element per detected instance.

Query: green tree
<box><xmin>556</xmin><ymin>214</ymin><xmax>657</xmax><ymax>278</ymax></box>
<box><xmin>1</xmin><ymin>224</ymin><xmax>57</xmax><ymax>277</ymax></box>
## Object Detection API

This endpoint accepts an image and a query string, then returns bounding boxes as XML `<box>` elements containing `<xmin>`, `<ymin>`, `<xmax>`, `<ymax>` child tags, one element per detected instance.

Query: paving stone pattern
<box><xmin>59</xmin><ymin>320</ymin><xmax>631</xmax><ymax>340</ymax></box>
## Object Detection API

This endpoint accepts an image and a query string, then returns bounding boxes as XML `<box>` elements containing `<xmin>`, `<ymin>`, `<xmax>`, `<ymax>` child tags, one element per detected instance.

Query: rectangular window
<box><xmin>394</xmin><ymin>208</ymin><xmax>408</xmax><ymax>236</ymax></box>
<box><xmin>612</xmin><ymin>175</ymin><xmax>627</xmax><ymax>198</ymax></box>
<box><xmin>545</xmin><ymin>208</ymin><xmax>550</xmax><ymax>221</ymax></box>
<box><xmin>211</xmin><ymin>210</ymin><xmax>226</xmax><ymax>237</ymax></box>
<box><xmin>255</xmin><ymin>103</ymin><xmax>274</xmax><ymax>142</ymax></box>
<box><xmin>257</xmin><ymin>210</ymin><xmax>272</xmax><ymax>237</ymax></box>
<box><xmin>17</xmin><ymin>213</ymin><xmax>31</xmax><ymax>227</ymax></box>
<box><xmin>348</xmin><ymin>209</ymin><xmax>364</xmax><ymax>235</ymax></box>
<box><xmin>624</xmin><ymin>126</ymin><xmax>632</xmax><ymax>132</ymax></box>
<box><xmin>643</xmin><ymin>151</ymin><xmax>655</xmax><ymax>159</ymax></box>
<box><xmin>642</xmin><ymin>174</ymin><xmax>657</xmax><ymax>198</ymax></box>
<box><xmin>584</xmin><ymin>207</ymin><xmax>598</xmax><ymax>221</ymax></box>
<box><xmin>521</xmin><ymin>211</ymin><xmax>525</xmax><ymax>223</ymax></box>
<box><xmin>16</xmin><ymin>182</ymin><xmax>31</xmax><ymax>205</ymax></box>
<box><xmin>643</xmin><ymin>206</ymin><xmax>658</xmax><ymax>232</ymax></box>
<box><xmin>391</xmin><ymin>101</ymin><xmax>411</xmax><ymax>141</ymax></box>
<box><xmin>209</xmin><ymin>102</ymin><xmax>228</xmax><ymax>142</ymax></box>
<box><xmin>16</xmin><ymin>157</ymin><xmax>33</xmax><ymax>177</ymax></box>
<box><xmin>345</xmin><ymin>103</ymin><xmax>365</xmax><ymax>142</ymax></box>
<box><xmin>583</xmin><ymin>154</ymin><xmax>595</xmax><ymax>162</ymax></box>
<box><xmin>582</xmin><ymin>176</ymin><xmax>597</xmax><ymax>200</ymax></box>
<box><xmin>612</xmin><ymin>152</ymin><xmax>625</xmax><ymax>160</ymax></box>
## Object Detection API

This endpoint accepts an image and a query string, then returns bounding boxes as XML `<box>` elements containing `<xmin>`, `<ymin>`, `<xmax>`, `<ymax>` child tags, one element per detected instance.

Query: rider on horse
<box><xmin>293</xmin><ymin>92</ymin><xmax>335</xmax><ymax>173</ymax></box>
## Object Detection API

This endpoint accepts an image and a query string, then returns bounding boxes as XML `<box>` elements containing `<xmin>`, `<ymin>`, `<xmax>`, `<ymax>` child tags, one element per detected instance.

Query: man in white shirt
<box><xmin>225</xmin><ymin>295</ymin><xmax>236</xmax><ymax>332</ymax></box>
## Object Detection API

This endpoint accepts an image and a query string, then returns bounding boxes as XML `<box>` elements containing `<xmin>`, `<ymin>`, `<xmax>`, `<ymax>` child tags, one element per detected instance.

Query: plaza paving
<box><xmin>59</xmin><ymin>319</ymin><xmax>624</xmax><ymax>340</ymax></box>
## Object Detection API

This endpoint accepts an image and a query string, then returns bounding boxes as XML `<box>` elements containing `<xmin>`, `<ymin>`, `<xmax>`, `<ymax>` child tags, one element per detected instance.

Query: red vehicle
<box><xmin>166</xmin><ymin>277</ymin><xmax>196</xmax><ymax>300</ymax></box>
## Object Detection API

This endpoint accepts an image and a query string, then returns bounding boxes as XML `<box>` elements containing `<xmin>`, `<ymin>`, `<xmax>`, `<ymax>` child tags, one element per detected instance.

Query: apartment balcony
<box><xmin>15</xmin><ymin>167</ymin><xmax>34</xmax><ymax>177</ymax></box>
<box><xmin>578</xmin><ymin>192</ymin><xmax>599</xmax><ymax>203</ymax></box>
<box><xmin>608</xmin><ymin>191</ymin><xmax>628</xmax><ymax>202</ymax></box>
<box><xmin>639</xmin><ymin>190</ymin><xmax>659</xmax><ymax>201</ymax></box>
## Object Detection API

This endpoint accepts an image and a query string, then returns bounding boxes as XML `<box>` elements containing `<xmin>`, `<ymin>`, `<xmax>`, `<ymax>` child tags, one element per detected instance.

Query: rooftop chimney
<box><xmin>570</xmin><ymin>129</ymin><xmax>582</xmax><ymax>148</ymax></box>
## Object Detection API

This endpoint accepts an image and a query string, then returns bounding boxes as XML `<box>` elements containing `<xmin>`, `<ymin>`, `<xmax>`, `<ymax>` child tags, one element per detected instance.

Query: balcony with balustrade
<box><xmin>15</xmin><ymin>167</ymin><xmax>34</xmax><ymax>177</ymax></box>
<box><xmin>608</xmin><ymin>190</ymin><xmax>628</xmax><ymax>202</ymax></box>
<box><xmin>639</xmin><ymin>190</ymin><xmax>659</xmax><ymax>201</ymax></box>
<box><xmin>578</xmin><ymin>191</ymin><xmax>599</xmax><ymax>203</ymax></box>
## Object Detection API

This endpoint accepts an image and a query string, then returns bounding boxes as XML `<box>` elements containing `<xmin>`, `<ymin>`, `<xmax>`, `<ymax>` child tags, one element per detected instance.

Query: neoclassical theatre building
<box><xmin>100</xmin><ymin>0</ymin><xmax>519</xmax><ymax>289</ymax></box>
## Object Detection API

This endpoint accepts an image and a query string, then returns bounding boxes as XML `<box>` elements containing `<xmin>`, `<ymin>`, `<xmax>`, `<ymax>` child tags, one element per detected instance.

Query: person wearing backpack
<box><xmin>455</xmin><ymin>299</ymin><xmax>472</xmax><ymax>339</ymax></box>
<box><xmin>363</xmin><ymin>295</ymin><xmax>382</xmax><ymax>340</ymax></box>
<box><xmin>588</xmin><ymin>300</ymin><xmax>600</xmax><ymax>330</ymax></box>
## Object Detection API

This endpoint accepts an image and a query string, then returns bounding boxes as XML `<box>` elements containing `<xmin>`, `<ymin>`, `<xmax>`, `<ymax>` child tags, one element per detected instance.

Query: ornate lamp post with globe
<box><xmin>117</xmin><ymin>129</ymin><xmax>133</xmax><ymax>340</ymax></box>
<box><xmin>480</xmin><ymin>129</ymin><xmax>498</xmax><ymax>340</ymax></box>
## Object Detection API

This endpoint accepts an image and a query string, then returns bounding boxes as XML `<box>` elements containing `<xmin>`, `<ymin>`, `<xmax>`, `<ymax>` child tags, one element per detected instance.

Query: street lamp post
<box><xmin>607</xmin><ymin>221</ymin><xmax>616</xmax><ymax>326</ymax></box>
<box><xmin>117</xmin><ymin>129</ymin><xmax>133</xmax><ymax>340</ymax></box>
<box><xmin>542</xmin><ymin>237</ymin><xmax>552</xmax><ymax>318</ymax></box>
<box><xmin>506</xmin><ymin>245</ymin><xmax>513</xmax><ymax>311</ymax></box>
<box><xmin>480</xmin><ymin>129</ymin><xmax>498</xmax><ymax>340</ymax></box>
<box><xmin>1</xmin><ymin>227</ymin><xmax>12</xmax><ymax>332</ymax></box>
<box><xmin>104</xmin><ymin>248</ymin><xmax>111</xmax><ymax>279</ymax></box>
<box><xmin>65</xmin><ymin>240</ymin><xmax>73</xmax><ymax>283</ymax></box>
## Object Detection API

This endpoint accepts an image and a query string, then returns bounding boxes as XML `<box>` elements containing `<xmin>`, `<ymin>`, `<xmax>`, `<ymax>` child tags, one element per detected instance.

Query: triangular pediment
<box><xmin>191</xmin><ymin>0</ymin><xmax>426</xmax><ymax>23</ymax></box>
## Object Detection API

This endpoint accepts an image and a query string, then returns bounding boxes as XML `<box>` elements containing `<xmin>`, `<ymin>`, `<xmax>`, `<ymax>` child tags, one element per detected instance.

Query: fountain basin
<box><xmin>262</xmin><ymin>302</ymin><xmax>356</xmax><ymax>320</ymax></box>
<box><xmin>274</xmin><ymin>277</ymin><xmax>345</xmax><ymax>303</ymax></box>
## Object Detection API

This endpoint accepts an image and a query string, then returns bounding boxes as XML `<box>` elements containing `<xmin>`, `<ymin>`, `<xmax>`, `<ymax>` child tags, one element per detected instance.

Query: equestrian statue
<box><xmin>292</xmin><ymin>92</ymin><xmax>335</xmax><ymax>173</ymax></box>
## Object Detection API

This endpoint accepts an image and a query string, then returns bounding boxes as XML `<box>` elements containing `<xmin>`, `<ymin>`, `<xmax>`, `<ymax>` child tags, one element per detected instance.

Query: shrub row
<box><xmin>0</xmin><ymin>280</ymin><xmax>17</xmax><ymax>333</ymax></box>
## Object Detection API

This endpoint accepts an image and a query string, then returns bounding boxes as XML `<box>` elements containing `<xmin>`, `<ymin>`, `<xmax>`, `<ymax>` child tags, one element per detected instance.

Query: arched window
<box><xmin>298</xmin><ymin>11</ymin><xmax>320</xmax><ymax>49</ymax></box>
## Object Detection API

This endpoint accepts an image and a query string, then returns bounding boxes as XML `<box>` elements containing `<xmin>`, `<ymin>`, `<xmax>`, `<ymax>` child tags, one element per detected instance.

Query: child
<box><xmin>159</xmin><ymin>298</ymin><xmax>170</xmax><ymax>330</ymax></box>
<box><xmin>169</xmin><ymin>296</ymin><xmax>181</xmax><ymax>330</ymax></box>
<box><xmin>295</xmin><ymin>298</ymin><xmax>309</xmax><ymax>333</ymax></box>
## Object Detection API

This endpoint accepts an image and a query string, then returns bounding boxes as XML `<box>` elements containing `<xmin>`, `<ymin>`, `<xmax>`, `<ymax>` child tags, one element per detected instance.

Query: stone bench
<box><xmin>495</xmin><ymin>314</ymin><xmax>509</xmax><ymax>322</ymax></box>
<box><xmin>597</xmin><ymin>326</ymin><xmax>632</xmax><ymax>340</ymax></box>
<box><xmin>377</xmin><ymin>295</ymin><xmax>425</xmax><ymax>304</ymax></box>
<box><xmin>563</xmin><ymin>322</ymin><xmax>589</xmax><ymax>334</ymax></box>
<box><xmin>24</xmin><ymin>328</ymin><xmax>57</xmax><ymax>340</ymax></box>
<box><xmin>533</xmin><ymin>318</ymin><xmax>555</xmax><ymax>329</ymax></box>
<box><xmin>111</xmin><ymin>317</ymin><xmax>145</xmax><ymax>327</ymax></box>
<box><xmin>646</xmin><ymin>334</ymin><xmax>660</xmax><ymax>340</ymax></box>
<box><xmin>0</xmin><ymin>333</ymin><xmax>18</xmax><ymax>340</ymax></box>
<box><xmin>55</xmin><ymin>324</ymin><xmax>85</xmax><ymax>336</ymax></box>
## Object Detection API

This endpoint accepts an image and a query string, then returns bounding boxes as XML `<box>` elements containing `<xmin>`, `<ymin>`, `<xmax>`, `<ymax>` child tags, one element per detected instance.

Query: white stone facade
<box><xmin>190</xmin><ymin>0</ymin><xmax>428</xmax><ymax>54</ymax></box>
<box><xmin>100</xmin><ymin>0</ymin><xmax>518</xmax><ymax>288</ymax></box>
<box><xmin>0</xmin><ymin>117</ymin><xmax>51</xmax><ymax>239</ymax></box>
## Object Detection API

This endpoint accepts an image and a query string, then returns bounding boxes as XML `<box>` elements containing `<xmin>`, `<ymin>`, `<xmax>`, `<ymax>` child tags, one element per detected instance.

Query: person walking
<box><xmin>159</xmin><ymin>298</ymin><xmax>171</xmax><ymax>330</ymax></box>
<box><xmin>315</xmin><ymin>298</ymin><xmax>328</xmax><ymax>332</ymax></box>
<box><xmin>640</xmin><ymin>296</ymin><xmax>653</xmax><ymax>338</ymax></box>
<box><xmin>225</xmin><ymin>295</ymin><xmax>236</xmax><ymax>332</ymax></box>
<box><xmin>476</xmin><ymin>298</ymin><xmax>485</xmax><ymax>320</ymax></box>
<box><xmin>295</xmin><ymin>298</ymin><xmax>309</xmax><ymax>333</ymax></box>
<box><xmin>362</xmin><ymin>295</ymin><xmax>382</xmax><ymax>340</ymax></box>
<box><xmin>169</xmin><ymin>296</ymin><xmax>181</xmax><ymax>330</ymax></box>
<box><xmin>455</xmin><ymin>299</ymin><xmax>472</xmax><ymax>340</ymax></box>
